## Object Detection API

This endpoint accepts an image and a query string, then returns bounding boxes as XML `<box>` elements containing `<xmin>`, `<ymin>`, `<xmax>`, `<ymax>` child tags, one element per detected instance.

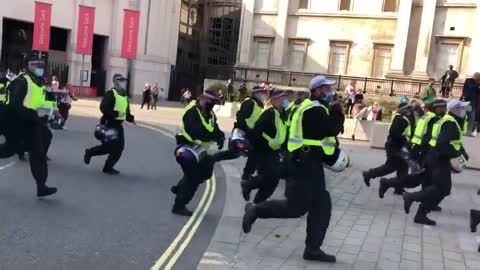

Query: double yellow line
<box><xmin>137</xmin><ymin>123</ymin><xmax>217</xmax><ymax>270</ymax></box>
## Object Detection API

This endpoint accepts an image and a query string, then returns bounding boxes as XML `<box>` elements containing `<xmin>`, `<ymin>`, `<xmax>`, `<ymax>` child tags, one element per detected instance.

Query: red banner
<box><xmin>121</xmin><ymin>10</ymin><xmax>140</xmax><ymax>59</ymax></box>
<box><xmin>76</xmin><ymin>5</ymin><xmax>96</xmax><ymax>55</ymax></box>
<box><xmin>32</xmin><ymin>2</ymin><xmax>52</xmax><ymax>51</ymax></box>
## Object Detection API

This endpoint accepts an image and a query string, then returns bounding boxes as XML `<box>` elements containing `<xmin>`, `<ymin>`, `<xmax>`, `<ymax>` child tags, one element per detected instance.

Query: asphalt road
<box><xmin>0</xmin><ymin>115</ymin><xmax>226</xmax><ymax>270</ymax></box>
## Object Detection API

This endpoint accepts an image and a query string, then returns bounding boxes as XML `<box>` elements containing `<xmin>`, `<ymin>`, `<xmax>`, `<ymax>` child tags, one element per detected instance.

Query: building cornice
<box><xmin>287</xmin><ymin>11</ymin><xmax>398</xmax><ymax>20</ymax></box>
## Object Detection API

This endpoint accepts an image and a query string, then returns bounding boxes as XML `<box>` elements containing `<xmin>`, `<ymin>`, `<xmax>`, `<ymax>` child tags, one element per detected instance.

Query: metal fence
<box><xmin>206</xmin><ymin>66</ymin><xmax>465</xmax><ymax>98</ymax></box>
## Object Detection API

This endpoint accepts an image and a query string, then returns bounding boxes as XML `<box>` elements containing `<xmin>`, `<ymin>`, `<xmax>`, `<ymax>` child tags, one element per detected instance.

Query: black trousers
<box><xmin>87</xmin><ymin>126</ymin><xmax>125</xmax><ymax>170</ymax></box>
<box><xmin>368</xmin><ymin>145</ymin><xmax>409</xmax><ymax>182</ymax></box>
<box><xmin>242</xmin><ymin>150</ymin><xmax>258</xmax><ymax>177</ymax></box>
<box><xmin>245</xmin><ymin>151</ymin><xmax>282</xmax><ymax>204</ymax></box>
<box><xmin>0</xmin><ymin>124</ymin><xmax>51</xmax><ymax>188</ymax></box>
<box><xmin>411</xmin><ymin>153</ymin><xmax>452</xmax><ymax>212</ymax></box>
<box><xmin>141</xmin><ymin>97</ymin><xmax>151</xmax><ymax>110</ymax></box>
<box><xmin>255</xmin><ymin>156</ymin><xmax>331</xmax><ymax>250</ymax></box>
<box><xmin>152</xmin><ymin>96</ymin><xmax>158</xmax><ymax>110</ymax></box>
<box><xmin>173</xmin><ymin>148</ymin><xmax>215</xmax><ymax>208</ymax></box>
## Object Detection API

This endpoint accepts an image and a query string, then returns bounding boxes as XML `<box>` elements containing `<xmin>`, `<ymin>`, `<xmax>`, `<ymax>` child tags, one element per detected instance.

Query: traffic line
<box><xmin>164</xmin><ymin>175</ymin><xmax>216</xmax><ymax>270</ymax></box>
<box><xmin>137</xmin><ymin>122</ymin><xmax>217</xmax><ymax>270</ymax></box>
<box><xmin>0</xmin><ymin>161</ymin><xmax>16</xmax><ymax>171</ymax></box>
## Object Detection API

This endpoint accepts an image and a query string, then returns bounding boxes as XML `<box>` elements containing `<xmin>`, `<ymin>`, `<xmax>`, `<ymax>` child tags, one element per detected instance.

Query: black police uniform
<box><xmin>363</xmin><ymin>112</ymin><xmax>411</xmax><ymax>194</ymax></box>
<box><xmin>0</xmin><ymin>77</ymin><xmax>8</xmax><ymax>104</ymax></box>
<box><xmin>172</xmin><ymin>101</ymin><xmax>225</xmax><ymax>214</ymax></box>
<box><xmin>403</xmin><ymin>113</ymin><xmax>468</xmax><ymax>225</ymax></box>
<box><xmin>84</xmin><ymin>88</ymin><xmax>134</xmax><ymax>173</ymax></box>
<box><xmin>3</xmin><ymin>72</ymin><xmax>55</xmax><ymax>196</ymax></box>
<box><xmin>235</xmin><ymin>97</ymin><xmax>264</xmax><ymax>179</ymax></box>
<box><xmin>378</xmin><ymin>115</ymin><xmax>441</xmax><ymax>198</ymax></box>
<box><xmin>241</xmin><ymin>106</ymin><xmax>286</xmax><ymax>204</ymax></box>
<box><xmin>244</xmin><ymin>98</ymin><xmax>344</xmax><ymax>261</ymax></box>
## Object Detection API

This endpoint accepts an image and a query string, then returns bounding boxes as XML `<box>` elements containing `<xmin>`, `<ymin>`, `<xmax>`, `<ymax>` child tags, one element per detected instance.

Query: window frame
<box><xmin>371</xmin><ymin>43</ymin><xmax>393</xmax><ymax>78</ymax></box>
<box><xmin>253</xmin><ymin>36</ymin><xmax>274</xmax><ymax>69</ymax></box>
<box><xmin>338</xmin><ymin>0</ymin><xmax>353</xmax><ymax>11</ymax></box>
<box><xmin>328</xmin><ymin>40</ymin><xmax>352</xmax><ymax>75</ymax></box>
<box><xmin>298</xmin><ymin>0</ymin><xmax>310</xmax><ymax>10</ymax></box>
<box><xmin>382</xmin><ymin>0</ymin><xmax>399</xmax><ymax>13</ymax></box>
<box><xmin>288</xmin><ymin>38</ymin><xmax>309</xmax><ymax>72</ymax></box>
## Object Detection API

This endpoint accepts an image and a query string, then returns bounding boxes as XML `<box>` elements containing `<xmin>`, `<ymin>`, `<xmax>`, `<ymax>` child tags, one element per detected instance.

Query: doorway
<box><xmin>91</xmin><ymin>35</ymin><xmax>107</xmax><ymax>96</ymax></box>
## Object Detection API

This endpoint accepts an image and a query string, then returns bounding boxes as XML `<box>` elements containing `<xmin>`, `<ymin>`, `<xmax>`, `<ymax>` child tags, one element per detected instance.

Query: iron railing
<box><xmin>206</xmin><ymin>66</ymin><xmax>465</xmax><ymax>98</ymax></box>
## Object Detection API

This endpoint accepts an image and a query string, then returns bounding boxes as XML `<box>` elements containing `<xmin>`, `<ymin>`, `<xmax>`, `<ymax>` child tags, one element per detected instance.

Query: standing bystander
<box><xmin>462</xmin><ymin>72</ymin><xmax>480</xmax><ymax>136</ymax></box>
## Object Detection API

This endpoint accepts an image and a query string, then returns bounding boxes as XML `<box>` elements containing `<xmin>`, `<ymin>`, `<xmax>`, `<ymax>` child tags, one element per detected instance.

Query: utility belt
<box><xmin>287</xmin><ymin>146</ymin><xmax>324</xmax><ymax>162</ymax></box>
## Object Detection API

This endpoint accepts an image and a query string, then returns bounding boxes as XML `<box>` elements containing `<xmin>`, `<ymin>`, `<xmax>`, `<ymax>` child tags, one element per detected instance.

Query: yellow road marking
<box><xmin>164</xmin><ymin>175</ymin><xmax>216</xmax><ymax>270</ymax></box>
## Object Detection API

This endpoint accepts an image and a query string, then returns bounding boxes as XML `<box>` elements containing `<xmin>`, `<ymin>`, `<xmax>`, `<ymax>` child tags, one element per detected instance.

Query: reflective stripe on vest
<box><xmin>0</xmin><ymin>83</ymin><xmax>5</xmax><ymax>102</ymax></box>
<box><xmin>286</xmin><ymin>102</ymin><xmax>298</xmax><ymax>127</ymax></box>
<box><xmin>411</xmin><ymin>111</ymin><xmax>436</xmax><ymax>145</ymax></box>
<box><xmin>287</xmin><ymin>99</ymin><xmax>336</xmax><ymax>155</ymax></box>
<box><xmin>244</xmin><ymin>98</ymin><xmax>263</xmax><ymax>129</ymax></box>
<box><xmin>111</xmin><ymin>88</ymin><xmax>128</xmax><ymax>120</ymax></box>
<box><xmin>261</xmin><ymin>108</ymin><xmax>287</xmax><ymax>150</ymax></box>
<box><xmin>429</xmin><ymin>114</ymin><xmax>462</xmax><ymax>151</ymax></box>
<box><xmin>23</xmin><ymin>74</ymin><xmax>46</xmax><ymax>110</ymax></box>
<box><xmin>179</xmin><ymin>101</ymin><xmax>216</xmax><ymax>148</ymax></box>
<box><xmin>389</xmin><ymin>113</ymin><xmax>412</xmax><ymax>141</ymax></box>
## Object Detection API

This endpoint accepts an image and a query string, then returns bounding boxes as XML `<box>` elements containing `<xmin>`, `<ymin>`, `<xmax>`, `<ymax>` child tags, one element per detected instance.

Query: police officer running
<box><xmin>403</xmin><ymin>99</ymin><xmax>469</xmax><ymax>225</ymax></box>
<box><xmin>240</xmin><ymin>90</ymin><xmax>289</xmax><ymax>203</ymax></box>
<box><xmin>84</xmin><ymin>74</ymin><xmax>135</xmax><ymax>175</ymax></box>
<box><xmin>171</xmin><ymin>90</ymin><xmax>225</xmax><ymax>216</ymax></box>
<box><xmin>235</xmin><ymin>85</ymin><xmax>265</xmax><ymax>180</ymax></box>
<box><xmin>3</xmin><ymin>52</ymin><xmax>56</xmax><ymax>197</ymax></box>
<box><xmin>242</xmin><ymin>76</ymin><xmax>344</xmax><ymax>262</ymax></box>
<box><xmin>363</xmin><ymin>99</ymin><xmax>414</xmax><ymax>195</ymax></box>
<box><xmin>378</xmin><ymin>99</ymin><xmax>447</xmax><ymax>201</ymax></box>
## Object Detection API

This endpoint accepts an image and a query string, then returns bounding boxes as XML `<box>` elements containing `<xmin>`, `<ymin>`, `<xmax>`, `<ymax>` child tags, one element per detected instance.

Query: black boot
<box><xmin>103</xmin><ymin>168</ymin><xmax>120</xmax><ymax>175</ymax></box>
<box><xmin>242</xmin><ymin>203</ymin><xmax>257</xmax><ymax>233</ymax></box>
<box><xmin>431</xmin><ymin>205</ymin><xmax>442</xmax><ymax>212</ymax></box>
<box><xmin>362</xmin><ymin>171</ymin><xmax>372</xmax><ymax>187</ymax></box>
<box><xmin>470</xmin><ymin>209</ymin><xmax>480</xmax><ymax>233</ymax></box>
<box><xmin>303</xmin><ymin>248</ymin><xmax>336</xmax><ymax>263</ymax></box>
<box><xmin>414</xmin><ymin>204</ymin><xmax>436</xmax><ymax>226</ymax></box>
<box><xmin>172</xmin><ymin>205</ymin><xmax>193</xmax><ymax>216</ymax></box>
<box><xmin>477</xmin><ymin>189</ymin><xmax>480</xmax><ymax>195</ymax></box>
<box><xmin>84</xmin><ymin>150</ymin><xmax>92</xmax><ymax>165</ymax></box>
<box><xmin>37</xmin><ymin>185</ymin><xmax>58</xmax><ymax>197</ymax></box>
<box><xmin>241</xmin><ymin>173</ymin><xmax>250</xmax><ymax>181</ymax></box>
<box><xmin>170</xmin><ymin>185</ymin><xmax>178</xmax><ymax>195</ymax></box>
<box><xmin>393</xmin><ymin>187</ymin><xmax>405</xmax><ymax>195</ymax></box>
<box><xmin>378</xmin><ymin>178</ymin><xmax>390</xmax><ymax>199</ymax></box>
<box><xmin>402</xmin><ymin>192</ymin><xmax>415</xmax><ymax>214</ymax></box>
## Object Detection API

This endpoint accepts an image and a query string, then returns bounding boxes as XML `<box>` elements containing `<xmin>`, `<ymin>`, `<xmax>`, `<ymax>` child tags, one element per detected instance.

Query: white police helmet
<box><xmin>450</xmin><ymin>155</ymin><xmax>467</xmax><ymax>173</ymax></box>
<box><xmin>324</xmin><ymin>148</ymin><xmax>351</xmax><ymax>173</ymax></box>
<box><xmin>175</xmin><ymin>145</ymin><xmax>207</xmax><ymax>167</ymax></box>
<box><xmin>228</xmin><ymin>128</ymin><xmax>251</xmax><ymax>157</ymax></box>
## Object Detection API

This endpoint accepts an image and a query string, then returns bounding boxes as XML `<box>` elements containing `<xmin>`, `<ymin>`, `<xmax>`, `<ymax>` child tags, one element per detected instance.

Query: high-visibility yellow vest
<box><xmin>244</xmin><ymin>98</ymin><xmax>263</xmax><ymax>129</ymax></box>
<box><xmin>111</xmin><ymin>88</ymin><xmax>128</xmax><ymax>121</ymax></box>
<box><xmin>261</xmin><ymin>108</ymin><xmax>287</xmax><ymax>150</ymax></box>
<box><xmin>389</xmin><ymin>113</ymin><xmax>412</xmax><ymax>141</ymax></box>
<box><xmin>178</xmin><ymin>101</ymin><xmax>215</xmax><ymax>148</ymax></box>
<box><xmin>286</xmin><ymin>102</ymin><xmax>298</xmax><ymax>127</ymax></box>
<box><xmin>463</xmin><ymin>115</ymin><xmax>468</xmax><ymax>134</ymax></box>
<box><xmin>411</xmin><ymin>111</ymin><xmax>436</xmax><ymax>145</ymax></box>
<box><xmin>429</xmin><ymin>114</ymin><xmax>462</xmax><ymax>151</ymax></box>
<box><xmin>22</xmin><ymin>74</ymin><xmax>46</xmax><ymax>110</ymax></box>
<box><xmin>287</xmin><ymin>99</ymin><xmax>336</xmax><ymax>155</ymax></box>
<box><xmin>0</xmin><ymin>82</ymin><xmax>6</xmax><ymax>103</ymax></box>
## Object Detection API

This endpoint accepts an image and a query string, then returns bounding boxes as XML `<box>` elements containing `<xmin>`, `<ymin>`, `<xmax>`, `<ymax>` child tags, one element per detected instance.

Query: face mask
<box><xmin>322</xmin><ymin>91</ymin><xmax>335</xmax><ymax>102</ymax></box>
<box><xmin>257</xmin><ymin>94</ymin><xmax>265</xmax><ymax>103</ymax></box>
<box><xmin>281</xmin><ymin>99</ymin><xmax>290</xmax><ymax>110</ymax></box>
<box><xmin>458</xmin><ymin>109</ymin><xmax>467</xmax><ymax>118</ymax></box>
<box><xmin>33</xmin><ymin>68</ymin><xmax>44</xmax><ymax>77</ymax></box>
<box><xmin>118</xmin><ymin>81</ymin><xmax>127</xmax><ymax>90</ymax></box>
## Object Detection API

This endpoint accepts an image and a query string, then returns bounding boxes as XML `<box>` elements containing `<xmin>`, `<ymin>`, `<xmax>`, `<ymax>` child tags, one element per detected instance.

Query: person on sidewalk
<box><xmin>3</xmin><ymin>52</ymin><xmax>57</xmax><ymax>197</ymax></box>
<box><xmin>471</xmin><ymin>209</ymin><xmax>480</xmax><ymax>252</ymax></box>
<box><xmin>462</xmin><ymin>72</ymin><xmax>480</xmax><ymax>136</ymax></box>
<box><xmin>141</xmin><ymin>83</ymin><xmax>151</xmax><ymax>110</ymax></box>
<box><xmin>234</xmin><ymin>85</ymin><xmax>265</xmax><ymax>180</ymax></box>
<box><xmin>242</xmin><ymin>76</ymin><xmax>344</xmax><ymax>263</ymax></box>
<box><xmin>84</xmin><ymin>74</ymin><xmax>135</xmax><ymax>175</ymax></box>
<box><xmin>170</xmin><ymin>90</ymin><xmax>225</xmax><ymax>216</ymax></box>
<box><xmin>152</xmin><ymin>83</ymin><xmax>159</xmax><ymax>110</ymax></box>
<box><xmin>378</xmin><ymin>99</ymin><xmax>447</xmax><ymax>201</ymax></box>
<box><xmin>240</xmin><ymin>90</ymin><xmax>289</xmax><ymax>204</ymax></box>
<box><xmin>403</xmin><ymin>99</ymin><xmax>470</xmax><ymax>226</ymax></box>
<box><xmin>362</xmin><ymin>98</ymin><xmax>414</xmax><ymax>195</ymax></box>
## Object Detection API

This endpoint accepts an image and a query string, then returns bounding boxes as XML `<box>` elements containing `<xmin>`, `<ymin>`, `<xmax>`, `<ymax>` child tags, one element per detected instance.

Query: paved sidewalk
<box><xmin>198</xmin><ymin>142</ymin><xmax>480</xmax><ymax>270</ymax></box>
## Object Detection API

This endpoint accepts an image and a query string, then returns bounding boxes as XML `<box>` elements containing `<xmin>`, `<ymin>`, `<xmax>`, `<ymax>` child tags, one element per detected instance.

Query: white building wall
<box><xmin>0</xmin><ymin>0</ymin><xmax>179</xmax><ymax>100</ymax></box>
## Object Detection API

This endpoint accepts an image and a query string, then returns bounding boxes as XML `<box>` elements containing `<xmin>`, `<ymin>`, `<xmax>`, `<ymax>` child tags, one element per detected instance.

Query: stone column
<box><xmin>468</xmin><ymin>0</ymin><xmax>480</xmax><ymax>75</ymax></box>
<box><xmin>271</xmin><ymin>0</ymin><xmax>290</xmax><ymax>68</ymax></box>
<box><xmin>238</xmin><ymin>0</ymin><xmax>255</xmax><ymax>65</ymax></box>
<box><xmin>386</xmin><ymin>0</ymin><xmax>413</xmax><ymax>78</ymax></box>
<box><xmin>411</xmin><ymin>0</ymin><xmax>438</xmax><ymax>79</ymax></box>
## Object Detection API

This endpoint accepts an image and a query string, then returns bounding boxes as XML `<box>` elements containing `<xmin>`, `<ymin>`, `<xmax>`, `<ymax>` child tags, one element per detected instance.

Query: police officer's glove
<box><xmin>216</xmin><ymin>137</ymin><xmax>225</xmax><ymax>150</ymax></box>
